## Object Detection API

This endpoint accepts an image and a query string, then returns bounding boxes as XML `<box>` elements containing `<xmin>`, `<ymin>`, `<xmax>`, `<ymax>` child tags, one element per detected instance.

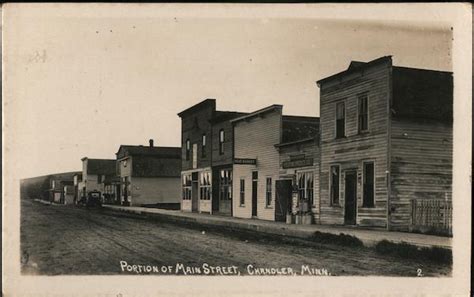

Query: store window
<box><xmin>297</xmin><ymin>172</ymin><xmax>314</xmax><ymax>205</ymax></box>
<box><xmin>219</xmin><ymin>169</ymin><xmax>232</xmax><ymax>201</ymax></box>
<box><xmin>199</xmin><ymin>171</ymin><xmax>212</xmax><ymax>200</ymax></box>
<box><xmin>330</xmin><ymin>165</ymin><xmax>340</xmax><ymax>206</ymax></box>
<box><xmin>182</xmin><ymin>174</ymin><xmax>192</xmax><ymax>200</ymax></box>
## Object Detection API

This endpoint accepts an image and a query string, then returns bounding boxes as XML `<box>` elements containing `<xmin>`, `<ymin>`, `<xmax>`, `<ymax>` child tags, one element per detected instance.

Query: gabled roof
<box><xmin>116</xmin><ymin>146</ymin><xmax>181</xmax><ymax>160</ymax></box>
<box><xmin>281</xmin><ymin>116</ymin><xmax>319</xmax><ymax>144</ymax></box>
<box><xmin>82</xmin><ymin>158</ymin><xmax>116</xmax><ymax>175</ymax></box>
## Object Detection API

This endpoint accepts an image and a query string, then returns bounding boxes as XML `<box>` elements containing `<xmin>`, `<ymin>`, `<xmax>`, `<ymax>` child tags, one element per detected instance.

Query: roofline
<box><xmin>393</xmin><ymin>65</ymin><xmax>453</xmax><ymax>75</ymax></box>
<box><xmin>316</xmin><ymin>56</ymin><xmax>393</xmax><ymax>87</ymax></box>
<box><xmin>274</xmin><ymin>137</ymin><xmax>317</xmax><ymax>148</ymax></box>
<box><xmin>230</xmin><ymin>104</ymin><xmax>283</xmax><ymax>124</ymax></box>
<box><xmin>115</xmin><ymin>145</ymin><xmax>181</xmax><ymax>156</ymax></box>
<box><xmin>282</xmin><ymin>115</ymin><xmax>320</xmax><ymax>122</ymax></box>
<box><xmin>177</xmin><ymin>98</ymin><xmax>216</xmax><ymax>117</ymax></box>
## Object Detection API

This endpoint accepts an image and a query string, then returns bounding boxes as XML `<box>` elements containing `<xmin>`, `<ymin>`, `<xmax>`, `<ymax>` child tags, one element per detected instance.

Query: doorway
<box><xmin>251</xmin><ymin>171</ymin><xmax>258</xmax><ymax>217</ymax></box>
<box><xmin>275</xmin><ymin>180</ymin><xmax>292</xmax><ymax>222</ymax></box>
<box><xmin>344</xmin><ymin>171</ymin><xmax>357</xmax><ymax>225</ymax></box>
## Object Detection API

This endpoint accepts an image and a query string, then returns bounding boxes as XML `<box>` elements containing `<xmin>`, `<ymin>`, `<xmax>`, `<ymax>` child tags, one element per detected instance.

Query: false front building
<box><xmin>178</xmin><ymin>99</ymin><xmax>246</xmax><ymax>215</ymax></box>
<box><xmin>316</xmin><ymin>56</ymin><xmax>452</xmax><ymax>234</ymax></box>
<box><xmin>116</xmin><ymin>141</ymin><xmax>181</xmax><ymax>209</ymax></box>
<box><xmin>231</xmin><ymin>105</ymin><xmax>319</xmax><ymax>222</ymax></box>
<box><xmin>79</xmin><ymin>158</ymin><xmax>117</xmax><ymax>201</ymax></box>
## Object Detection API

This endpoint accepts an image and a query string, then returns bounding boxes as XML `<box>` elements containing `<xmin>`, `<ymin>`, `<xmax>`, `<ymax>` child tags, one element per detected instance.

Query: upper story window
<box><xmin>219</xmin><ymin>129</ymin><xmax>225</xmax><ymax>155</ymax></box>
<box><xmin>336</xmin><ymin>101</ymin><xmax>345</xmax><ymax>138</ymax></box>
<box><xmin>185</xmin><ymin>139</ymin><xmax>190</xmax><ymax>161</ymax></box>
<box><xmin>358</xmin><ymin>94</ymin><xmax>369</xmax><ymax>133</ymax></box>
<box><xmin>202</xmin><ymin>134</ymin><xmax>207</xmax><ymax>158</ymax></box>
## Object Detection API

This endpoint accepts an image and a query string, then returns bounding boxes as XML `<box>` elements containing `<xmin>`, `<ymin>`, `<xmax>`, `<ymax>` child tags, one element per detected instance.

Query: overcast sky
<box><xmin>4</xmin><ymin>5</ymin><xmax>453</xmax><ymax>179</ymax></box>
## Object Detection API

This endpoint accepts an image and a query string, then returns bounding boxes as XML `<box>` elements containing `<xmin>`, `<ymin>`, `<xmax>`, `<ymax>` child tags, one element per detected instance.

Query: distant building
<box><xmin>116</xmin><ymin>140</ymin><xmax>181</xmax><ymax>209</ymax></box>
<box><xmin>316</xmin><ymin>56</ymin><xmax>452</xmax><ymax>234</ymax></box>
<box><xmin>231</xmin><ymin>105</ymin><xmax>320</xmax><ymax>222</ymax></box>
<box><xmin>178</xmin><ymin>99</ymin><xmax>247</xmax><ymax>214</ymax></box>
<box><xmin>79</xmin><ymin>158</ymin><xmax>117</xmax><ymax>202</ymax></box>
<box><xmin>48</xmin><ymin>172</ymin><xmax>80</xmax><ymax>204</ymax></box>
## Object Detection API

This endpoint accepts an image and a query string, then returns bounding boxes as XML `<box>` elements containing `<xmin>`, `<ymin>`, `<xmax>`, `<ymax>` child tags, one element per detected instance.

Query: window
<box><xmin>98</xmin><ymin>175</ymin><xmax>102</xmax><ymax>183</ymax></box>
<box><xmin>185</xmin><ymin>139</ymin><xmax>190</xmax><ymax>160</ymax></box>
<box><xmin>219</xmin><ymin>169</ymin><xmax>232</xmax><ymax>201</ymax></box>
<box><xmin>358</xmin><ymin>95</ymin><xmax>369</xmax><ymax>132</ymax></box>
<box><xmin>201</xmin><ymin>134</ymin><xmax>207</xmax><ymax>158</ymax></box>
<box><xmin>336</xmin><ymin>101</ymin><xmax>345</xmax><ymax>138</ymax></box>
<box><xmin>330</xmin><ymin>165</ymin><xmax>340</xmax><ymax>206</ymax></box>
<box><xmin>266</xmin><ymin>177</ymin><xmax>272</xmax><ymax>207</ymax></box>
<box><xmin>199</xmin><ymin>171</ymin><xmax>212</xmax><ymax>200</ymax></box>
<box><xmin>297</xmin><ymin>172</ymin><xmax>314</xmax><ymax>205</ymax></box>
<box><xmin>240</xmin><ymin>179</ymin><xmax>245</xmax><ymax>206</ymax></box>
<box><xmin>182</xmin><ymin>174</ymin><xmax>192</xmax><ymax>200</ymax></box>
<box><xmin>363</xmin><ymin>162</ymin><xmax>375</xmax><ymax>207</ymax></box>
<box><xmin>219</xmin><ymin>129</ymin><xmax>225</xmax><ymax>155</ymax></box>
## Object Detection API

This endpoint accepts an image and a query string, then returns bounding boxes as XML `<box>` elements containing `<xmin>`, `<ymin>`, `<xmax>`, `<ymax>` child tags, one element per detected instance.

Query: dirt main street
<box><xmin>20</xmin><ymin>199</ymin><xmax>451</xmax><ymax>276</ymax></box>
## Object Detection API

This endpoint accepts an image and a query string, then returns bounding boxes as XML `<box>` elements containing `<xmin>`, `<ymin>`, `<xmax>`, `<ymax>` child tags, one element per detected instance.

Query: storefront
<box><xmin>276</xmin><ymin>138</ymin><xmax>320</xmax><ymax>224</ymax></box>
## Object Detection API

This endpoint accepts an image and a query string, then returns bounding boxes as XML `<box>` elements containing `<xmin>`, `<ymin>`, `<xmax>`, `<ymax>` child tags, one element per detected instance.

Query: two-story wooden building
<box><xmin>178</xmin><ymin>99</ymin><xmax>246</xmax><ymax>214</ymax></box>
<box><xmin>316</xmin><ymin>56</ymin><xmax>453</xmax><ymax>234</ymax></box>
<box><xmin>79</xmin><ymin>157</ymin><xmax>117</xmax><ymax>201</ymax></box>
<box><xmin>116</xmin><ymin>141</ymin><xmax>181</xmax><ymax>209</ymax></box>
<box><xmin>231</xmin><ymin>105</ymin><xmax>320</xmax><ymax>222</ymax></box>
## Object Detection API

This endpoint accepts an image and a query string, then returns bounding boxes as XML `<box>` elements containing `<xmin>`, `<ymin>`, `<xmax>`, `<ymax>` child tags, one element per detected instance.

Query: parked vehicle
<box><xmin>86</xmin><ymin>191</ymin><xmax>102</xmax><ymax>207</ymax></box>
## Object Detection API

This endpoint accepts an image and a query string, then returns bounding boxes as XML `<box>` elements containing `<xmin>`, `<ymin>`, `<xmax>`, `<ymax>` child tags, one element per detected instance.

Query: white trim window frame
<box><xmin>357</xmin><ymin>93</ymin><xmax>369</xmax><ymax>133</ymax></box>
<box><xmin>329</xmin><ymin>164</ymin><xmax>341</xmax><ymax>207</ymax></box>
<box><xmin>335</xmin><ymin>100</ymin><xmax>346</xmax><ymax>139</ymax></box>
<box><xmin>362</xmin><ymin>160</ymin><xmax>376</xmax><ymax>208</ymax></box>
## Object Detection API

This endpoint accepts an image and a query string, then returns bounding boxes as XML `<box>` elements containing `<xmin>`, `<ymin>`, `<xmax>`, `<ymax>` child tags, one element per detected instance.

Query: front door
<box><xmin>344</xmin><ymin>171</ymin><xmax>357</xmax><ymax>225</ymax></box>
<box><xmin>251</xmin><ymin>171</ymin><xmax>258</xmax><ymax>217</ymax></box>
<box><xmin>191</xmin><ymin>181</ymin><xmax>199</xmax><ymax>212</ymax></box>
<box><xmin>275</xmin><ymin>180</ymin><xmax>292</xmax><ymax>222</ymax></box>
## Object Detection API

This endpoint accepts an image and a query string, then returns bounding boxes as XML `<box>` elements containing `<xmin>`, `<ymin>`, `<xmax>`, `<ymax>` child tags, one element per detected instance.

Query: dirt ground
<box><xmin>20</xmin><ymin>199</ymin><xmax>451</xmax><ymax>276</ymax></box>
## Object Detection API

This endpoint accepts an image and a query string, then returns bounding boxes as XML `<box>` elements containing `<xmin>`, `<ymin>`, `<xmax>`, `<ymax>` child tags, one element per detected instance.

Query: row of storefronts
<box><xmin>178</xmin><ymin>56</ymin><xmax>453</xmax><ymax>233</ymax></box>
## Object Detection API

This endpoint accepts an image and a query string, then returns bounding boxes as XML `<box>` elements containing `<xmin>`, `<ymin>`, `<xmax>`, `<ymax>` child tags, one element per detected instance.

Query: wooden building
<box><xmin>231</xmin><ymin>105</ymin><xmax>319</xmax><ymax>222</ymax></box>
<box><xmin>316</xmin><ymin>56</ymin><xmax>453</xmax><ymax>234</ymax></box>
<box><xmin>116</xmin><ymin>141</ymin><xmax>181</xmax><ymax>209</ymax></box>
<box><xmin>178</xmin><ymin>99</ymin><xmax>246</xmax><ymax>214</ymax></box>
<box><xmin>47</xmin><ymin>171</ymin><xmax>79</xmax><ymax>204</ymax></box>
<box><xmin>276</xmin><ymin>116</ymin><xmax>320</xmax><ymax>224</ymax></box>
<box><xmin>79</xmin><ymin>158</ymin><xmax>117</xmax><ymax>202</ymax></box>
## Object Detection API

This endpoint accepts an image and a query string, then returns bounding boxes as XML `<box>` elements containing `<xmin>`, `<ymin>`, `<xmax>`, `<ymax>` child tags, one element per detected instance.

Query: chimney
<box><xmin>149</xmin><ymin>139</ymin><xmax>154</xmax><ymax>147</ymax></box>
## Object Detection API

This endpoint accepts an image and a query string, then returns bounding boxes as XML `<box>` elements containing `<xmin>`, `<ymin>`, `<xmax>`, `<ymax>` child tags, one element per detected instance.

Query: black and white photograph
<box><xmin>2</xmin><ymin>3</ymin><xmax>472</xmax><ymax>297</ymax></box>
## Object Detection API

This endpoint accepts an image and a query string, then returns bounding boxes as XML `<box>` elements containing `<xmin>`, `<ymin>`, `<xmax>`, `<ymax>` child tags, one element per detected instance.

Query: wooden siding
<box><xmin>389</xmin><ymin>118</ymin><xmax>453</xmax><ymax>231</ymax></box>
<box><xmin>232</xmin><ymin>109</ymin><xmax>282</xmax><ymax>221</ymax></box>
<box><xmin>319</xmin><ymin>61</ymin><xmax>391</xmax><ymax>227</ymax></box>
<box><xmin>129</xmin><ymin>177</ymin><xmax>181</xmax><ymax>206</ymax></box>
<box><xmin>181</xmin><ymin>106</ymin><xmax>214</xmax><ymax>171</ymax></box>
<box><xmin>278</xmin><ymin>139</ymin><xmax>320</xmax><ymax>222</ymax></box>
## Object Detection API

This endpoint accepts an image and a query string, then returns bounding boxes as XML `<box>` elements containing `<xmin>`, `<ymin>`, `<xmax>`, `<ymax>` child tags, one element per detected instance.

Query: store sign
<box><xmin>282</xmin><ymin>158</ymin><xmax>313</xmax><ymax>169</ymax></box>
<box><xmin>234</xmin><ymin>158</ymin><xmax>257</xmax><ymax>165</ymax></box>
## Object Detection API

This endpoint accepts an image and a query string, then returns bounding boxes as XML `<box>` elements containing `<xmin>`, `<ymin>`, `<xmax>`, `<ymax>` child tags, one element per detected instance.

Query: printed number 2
<box><xmin>417</xmin><ymin>269</ymin><xmax>423</xmax><ymax>277</ymax></box>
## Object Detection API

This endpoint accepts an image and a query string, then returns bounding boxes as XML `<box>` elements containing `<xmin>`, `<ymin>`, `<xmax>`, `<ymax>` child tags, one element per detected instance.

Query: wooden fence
<box><xmin>410</xmin><ymin>199</ymin><xmax>452</xmax><ymax>236</ymax></box>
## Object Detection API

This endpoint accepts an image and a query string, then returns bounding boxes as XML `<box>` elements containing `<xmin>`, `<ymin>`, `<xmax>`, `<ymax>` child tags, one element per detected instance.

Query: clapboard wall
<box><xmin>318</xmin><ymin>59</ymin><xmax>391</xmax><ymax>228</ymax></box>
<box><xmin>232</xmin><ymin>107</ymin><xmax>282</xmax><ymax>221</ymax></box>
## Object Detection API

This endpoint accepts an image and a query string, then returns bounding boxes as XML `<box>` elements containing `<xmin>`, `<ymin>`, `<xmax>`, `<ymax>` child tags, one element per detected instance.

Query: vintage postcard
<box><xmin>2</xmin><ymin>3</ymin><xmax>472</xmax><ymax>297</ymax></box>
